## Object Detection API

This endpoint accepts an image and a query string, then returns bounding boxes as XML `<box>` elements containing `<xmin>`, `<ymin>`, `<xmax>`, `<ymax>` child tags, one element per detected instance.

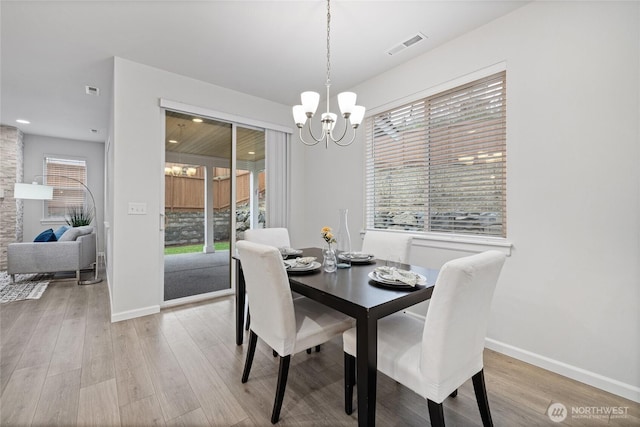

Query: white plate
<box><xmin>285</xmin><ymin>260</ymin><xmax>321</xmax><ymax>272</ymax></box>
<box><xmin>367</xmin><ymin>271</ymin><xmax>426</xmax><ymax>288</ymax></box>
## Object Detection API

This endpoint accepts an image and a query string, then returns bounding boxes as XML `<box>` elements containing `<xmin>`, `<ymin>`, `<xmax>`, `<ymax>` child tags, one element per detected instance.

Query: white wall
<box><xmin>21</xmin><ymin>134</ymin><xmax>105</xmax><ymax>247</ymax></box>
<box><xmin>109</xmin><ymin>58</ymin><xmax>294</xmax><ymax>321</ymax></box>
<box><xmin>297</xmin><ymin>1</ymin><xmax>640</xmax><ymax>401</ymax></box>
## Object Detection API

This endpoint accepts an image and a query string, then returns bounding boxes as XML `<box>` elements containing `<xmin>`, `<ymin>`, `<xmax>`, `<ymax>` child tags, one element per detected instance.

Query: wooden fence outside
<box><xmin>164</xmin><ymin>170</ymin><xmax>264</xmax><ymax>211</ymax></box>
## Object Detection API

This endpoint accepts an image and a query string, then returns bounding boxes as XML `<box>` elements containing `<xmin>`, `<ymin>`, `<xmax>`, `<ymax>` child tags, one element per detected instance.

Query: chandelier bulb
<box><xmin>338</xmin><ymin>92</ymin><xmax>357</xmax><ymax>116</ymax></box>
<box><xmin>301</xmin><ymin>91</ymin><xmax>320</xmax><ymax>116</ymax></box>
<box><xmin>292</xmin><ymin>105</ymin><xmax>308</xmax><ymax>127</ymax></box>
<box><xmin>350</xmin><ymin>105</ymin><xmax>366</xmax><ymax>127</ymax></box>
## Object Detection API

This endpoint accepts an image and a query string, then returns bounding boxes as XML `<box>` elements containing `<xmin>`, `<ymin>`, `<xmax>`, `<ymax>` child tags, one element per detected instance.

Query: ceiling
<box><xmin>166</xmin><ymin>111</ymin><xmax>266</xmax><ymax>162</ymax></box>
<box><xmin>1</xmin><ymin>1</ymin><xmax>529</xmax><ymax>146</ymax></box>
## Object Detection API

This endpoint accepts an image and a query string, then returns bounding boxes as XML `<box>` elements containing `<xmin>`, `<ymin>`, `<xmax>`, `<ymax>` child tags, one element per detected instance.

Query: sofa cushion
<box><xmin>34</xmin><ymin>228</ymin><xmax>57</xmax><ymax>242</ymax></box>
<box><xmin>54</xmin><ymin>225</ymin><xmax>70</xmax><ymax>240</ymax></box>
<box><xmin>59</xmin><ymin>225</ymin><xmax>94</xmax><ymax>241</ymax></box>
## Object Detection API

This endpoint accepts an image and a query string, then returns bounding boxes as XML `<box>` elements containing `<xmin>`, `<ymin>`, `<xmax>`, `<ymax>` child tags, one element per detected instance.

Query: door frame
<box><xmin>159</xmin><ymin>99</ymin><xmax>292</xmax><ymax>308</ymax></box>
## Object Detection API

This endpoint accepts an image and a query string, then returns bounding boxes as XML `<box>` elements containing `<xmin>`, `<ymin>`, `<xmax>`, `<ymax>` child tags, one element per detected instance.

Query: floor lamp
<box><xmin>14</xmin><ymin>176</ymin><xmax>102</xmax><ymax>285</ymax></box>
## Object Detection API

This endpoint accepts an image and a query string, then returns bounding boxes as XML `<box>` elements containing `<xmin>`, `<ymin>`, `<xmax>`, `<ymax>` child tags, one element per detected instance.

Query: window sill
<box><xmin>412</xmin><ymin>233</ymin><xmax>512</xmax><ymax>255</ymax></box>
<box><xmin>360</xmin><ymin>230</ymin><xmax>512</xmax><ymax>255</ymax></box>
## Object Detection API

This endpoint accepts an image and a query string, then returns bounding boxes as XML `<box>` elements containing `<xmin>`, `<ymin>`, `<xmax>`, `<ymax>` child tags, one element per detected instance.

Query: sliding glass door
<box><xmin>163</xmin><ymin>110</ymin><xmax>265</xmax><ymax>303</ymax></box>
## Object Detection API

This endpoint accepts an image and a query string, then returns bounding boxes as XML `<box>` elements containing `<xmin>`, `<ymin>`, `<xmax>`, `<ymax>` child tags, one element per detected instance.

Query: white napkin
<box><xmin>346</xmin><ymin>252</ymin><xmax>372</xmax><ymax>260</ymax></box>
<box><xmin>285</xmin><ymin>257</ymin><xmax>316</xmax><ymax>268</ymax></box>
<box><xmin>374</xmin><ymin>266</ymin><xmax>418</xmax><ymax>286</ymax></box>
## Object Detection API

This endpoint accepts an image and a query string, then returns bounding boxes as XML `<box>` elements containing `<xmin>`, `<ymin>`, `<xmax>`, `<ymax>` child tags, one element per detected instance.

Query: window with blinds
<box><xmin>365</xmin><ymin>71</ymin><xmax>506</xmax><ymax>237</ymax></box>
<box><xmin>43</xmin><ymin>157</ymin><xmax>88</xmax><ymax>219</ymax></box>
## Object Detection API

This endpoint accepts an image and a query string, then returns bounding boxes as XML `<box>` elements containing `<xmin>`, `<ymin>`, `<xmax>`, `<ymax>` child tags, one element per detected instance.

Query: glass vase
<box><xmin>336</xmin><ymin>208</ymin><xmax>352</xmax><ymax>268</ymax></box>
<box><xmin>323</xmin><ymin>245</ymin><xmax>337</xmax><ymax>273</ymax></box>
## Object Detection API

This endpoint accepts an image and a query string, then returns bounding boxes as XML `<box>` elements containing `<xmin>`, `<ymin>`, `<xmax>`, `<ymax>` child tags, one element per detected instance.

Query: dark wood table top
<box><xmin>285</xmin><ymin>247</ymin><xmax>439</xmax><ymax>318</ymax></box>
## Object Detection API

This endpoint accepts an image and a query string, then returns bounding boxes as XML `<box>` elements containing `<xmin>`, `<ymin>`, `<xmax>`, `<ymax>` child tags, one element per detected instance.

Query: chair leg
<box><xmin>10</xmin><ymin>274</ymin><xmax>15</xmax><ymax>283</ymax></box>
<box><xmin>344</xmin><ymin>353</ymin><xmax>356</xmax><ymax>415</ymax></box>
<box><xmin>245</xmin><ymin>309</ymin><xmax>251</xmax><ymax>331</ymax></box>
<box><xmin>315</xmin><ymin>345</ymin><xmax>321</xmax><ymax>352</ymax></box>
<box><xmin>449</xmin><ymin>389</ymin><xmax>458</xmax><ymax>398</ymax></box>
<box><xmin>241</xmin><ymin>331</ymin><xmax>258</xmax><ymax>383</ymax></box>
<box><xmin>306</xmin><ymin>348</ymin><xmax>312</xmax><ymax>354</ymax></box>
<box><xmin>472</xmin><ymin>370</ymin><xmax>494</xmax><ymax>427</ymax></box>
<box><xmin>271</xmin><ymin>355</ymin><xmax>291</xmax><ymax>424</ymax></box>
<box><xmin>427</xmin><ymin>399</ymin><xmax>445</xmax><ymax>427</ymax></box>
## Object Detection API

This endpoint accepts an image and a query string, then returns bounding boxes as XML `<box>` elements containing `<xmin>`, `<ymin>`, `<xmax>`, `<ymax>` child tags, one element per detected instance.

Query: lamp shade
<box><xmin>338</xmin><ymin>92</ymin><xmax>357</xmax><ymax>115</ymax></box>
<box><xmin>301</xmin><ymin>91</ymin><xmax>320</xmax><ymax>116</ymax></box>
<box><xmin>349</xmin><ymin>106</ymin><xmax>366</xmax><ymax>127</ymax></box>
<box><xmin>292</xmin><ymin>105</ymin><xmax>308</xmax><ymax>127</ymax></box>
<box><xmin>14</xmin><ymin>182</ymin><xmax>54</xmax><ymax>200</ymax></box>
<box><xmin>321</xmin><ymin>112</ymin><xmax>337</xmax><ymax>132</ymax></box>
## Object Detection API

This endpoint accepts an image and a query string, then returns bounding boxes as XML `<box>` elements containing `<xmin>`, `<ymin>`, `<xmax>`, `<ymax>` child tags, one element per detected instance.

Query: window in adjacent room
<box><xmin>43</xmin><ymin>157</ymin><xmax>88</xmax><ymax>220</ymax></box>
<box><xmin>365</xmin><ymin>71</ymin><xmax>506</xmax><ymax>237</ymax></box>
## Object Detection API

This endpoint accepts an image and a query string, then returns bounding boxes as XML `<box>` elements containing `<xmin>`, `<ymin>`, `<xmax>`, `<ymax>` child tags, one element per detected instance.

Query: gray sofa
<box><xmin>7</xmin><ymin>226</ymin><xmax>96</xmax><ymax>284</ymax></box>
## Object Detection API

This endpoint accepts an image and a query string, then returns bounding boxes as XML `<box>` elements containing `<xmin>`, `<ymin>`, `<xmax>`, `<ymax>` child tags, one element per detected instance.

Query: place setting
<box><xmin>368</xmin><ymin>265</ymin><xmax>427</xmax><ymax>290</ymax></box>
<box><xmin>284</xmin><ymin>256</ymin><xmax>321</xmax><ymax>274</ymax></box>
<box><xmin>337</xmin><ymin>251</ymin><xmax>375</xmax><ymax>265</ymax></box>
<box><xmin>279</xmin><ymin>247</ymin><xmax>304</xmax><ymax>258</ymax></box>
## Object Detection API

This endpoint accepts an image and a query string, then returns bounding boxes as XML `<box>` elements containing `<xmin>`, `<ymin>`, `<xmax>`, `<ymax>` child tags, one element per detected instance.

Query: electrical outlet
<box><xmin>128</xmin><ymin>202</ymin><xmax>147</xmax><ymax>215</ymax></box>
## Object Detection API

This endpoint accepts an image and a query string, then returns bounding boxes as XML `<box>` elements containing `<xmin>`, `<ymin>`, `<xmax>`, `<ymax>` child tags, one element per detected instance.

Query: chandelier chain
<box><xmin>326</xmin><ymin>0</ymin><xmax>331</xmax><ymax>86</ymax></box>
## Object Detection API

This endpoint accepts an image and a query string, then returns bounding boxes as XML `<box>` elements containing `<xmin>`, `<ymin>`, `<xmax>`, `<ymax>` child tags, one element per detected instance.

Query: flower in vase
<box><xmin>321</xmin><ymin>226</ymin><xmax>337</xmax><ymax>246</ymax></box>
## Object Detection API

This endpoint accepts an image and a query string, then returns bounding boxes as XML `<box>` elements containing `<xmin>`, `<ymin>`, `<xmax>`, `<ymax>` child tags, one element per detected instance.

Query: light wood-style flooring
<box><xmin>1</xmin><ymin>278</ymin><xmax>638</xmax><ymax>426</ymax></box>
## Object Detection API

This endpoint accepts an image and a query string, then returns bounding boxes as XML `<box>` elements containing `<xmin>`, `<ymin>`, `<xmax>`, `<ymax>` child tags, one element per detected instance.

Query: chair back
<box><xmin>362</xmin><ymin>230</ymin><xmax>412</xmax><ymax>264</ymax></box>
<box><xmin>419</xmin><ymin>250</ymin><xmax>506</xmax><ymax>402</ymax></box>
<box><xmin>236</xmin><ymin>240</ymin><xmax>297</xmax><ymax>355</ymax></box>
<box><xmin>244</xmin><ymin>227</ymin><xmax>291</xmax><ymax>248</ymax></box>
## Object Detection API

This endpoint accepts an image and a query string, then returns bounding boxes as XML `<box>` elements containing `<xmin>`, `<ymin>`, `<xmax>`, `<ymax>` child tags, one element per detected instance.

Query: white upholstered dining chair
<box><xmin>361</xmin><ymin>230</ymin><xmax>413</xmax><ymax>264</ymax></box>
<box><xmin>243</xmin><ymin>227</ymin><xmax>302</xmax><ymax>332</ymax></box>
<box><xmin>237</xmin><ymin>241</ymin><xmax>355</xmax><ymax>424</ymax></box>
<box><xmin>343</xmin><ymin>250</ymin><xmax>506</xmax><ymax>426</ymax></box>
<box><xmin>244</xmin><ymin>227</ymin><xmax>291</xmax><ymax>248</ymax></box>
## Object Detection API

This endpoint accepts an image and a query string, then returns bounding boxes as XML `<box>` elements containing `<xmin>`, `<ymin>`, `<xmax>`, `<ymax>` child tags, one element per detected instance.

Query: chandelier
<box><xmin>292</xmin><ymin>0</ymin><xmax>365</xmax><ymax>148</ymax></box>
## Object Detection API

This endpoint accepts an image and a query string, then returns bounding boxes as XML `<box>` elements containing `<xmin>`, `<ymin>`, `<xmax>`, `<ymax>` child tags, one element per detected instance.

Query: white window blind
<box><xmin>365</xmin><ymin>71</ymin><xmax>506</xmax><ymax>237</ymax></box>
<box><xmin>44</xmin><ymin>157</ymin><xmax>88</xmax><ymax>219</ymax></box>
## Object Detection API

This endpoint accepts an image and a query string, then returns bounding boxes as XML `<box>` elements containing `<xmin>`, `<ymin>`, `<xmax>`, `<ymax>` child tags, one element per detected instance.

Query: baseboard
<box><xmin>398</xmin><ymin>311</ymin><xmax>639</xmax><ymax>403</ymax></box>
<box><xmin>161</xmin><ymin>289</ymin><xmax>234</xmax><ymax>308</ymax></box>
<box><xmin>485</xmin><ymin>338</ymin><xmax>640</xmax><ymax>404</ymax></box>
<box><xmin>111</xmin><ymin>305</ymin><xmax>160</xmax><ymax>322</ymax></box>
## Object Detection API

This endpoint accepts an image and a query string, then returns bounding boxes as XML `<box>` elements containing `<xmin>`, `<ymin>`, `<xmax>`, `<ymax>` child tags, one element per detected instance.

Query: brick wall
<box><xmin>0</xmin><ymin>125</ymin><xmax>24</xmax><ymax>270</ymax></box>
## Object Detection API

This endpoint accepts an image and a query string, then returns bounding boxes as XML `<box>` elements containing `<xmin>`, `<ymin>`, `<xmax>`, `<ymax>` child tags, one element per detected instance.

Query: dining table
<box><xmin>234</xmin><ymin>247</ymin><xmax>439</xmax><ymax>427</ymax></box>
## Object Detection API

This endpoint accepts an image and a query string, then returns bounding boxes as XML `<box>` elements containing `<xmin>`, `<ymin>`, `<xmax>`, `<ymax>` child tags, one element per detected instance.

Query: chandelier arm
<box><xmin>307</xmin><ymin>120</ymin><xmax>327</xmax><ymax>143</ymax></box>
<box><xmin>298</xmin><ymin>127</ymin><xmax>321</xmax><ymax>146</ymax></box>
<box><xmin>328</xmin><ymin>118</ymin><xmax>350</xmax><ymax>143</ymax></box>
<box><xmin>333</xmin><ymin>128</ymin><xmax>358</xmax><ymax>147</ymax></box>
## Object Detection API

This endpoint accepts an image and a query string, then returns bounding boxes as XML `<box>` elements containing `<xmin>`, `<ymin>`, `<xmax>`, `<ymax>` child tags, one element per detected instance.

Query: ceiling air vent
<box><xmin>387</xmin><ymin>32</ymin><xmax>427</xmax><ymax>56</ymax></box>
<box><xmin>85</xmin><ymin>85</ymin><xmax>100</xmax><ymax>96</ymax></box>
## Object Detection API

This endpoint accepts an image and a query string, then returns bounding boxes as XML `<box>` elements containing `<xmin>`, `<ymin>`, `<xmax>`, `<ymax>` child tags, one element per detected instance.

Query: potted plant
<box><xmin>66</xmin><ymin>205</ymin><xmax>94</xmax><ymax>227</ymax></box>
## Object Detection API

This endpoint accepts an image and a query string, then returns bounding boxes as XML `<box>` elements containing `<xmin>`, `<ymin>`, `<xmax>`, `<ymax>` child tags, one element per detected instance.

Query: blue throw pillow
<box><xmin>54</xmin><ymin>225</ymin><xmax>69</xmax><ymax>240</ymax></box>
<box><xmin>34</xmin><ymin>228</ymin><xmax>57</xmax><ymax>242</ymax></box>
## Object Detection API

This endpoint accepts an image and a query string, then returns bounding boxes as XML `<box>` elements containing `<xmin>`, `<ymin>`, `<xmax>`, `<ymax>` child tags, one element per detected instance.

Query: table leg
<box><xmin>235</xmin><ymin>261</ymin><xmax>245</xmax><ymax>345</ymax></box>
<box><xmin>356</xmin><ymin>314</ymin><xmax>377</xmax><ymax>427</ymax></box>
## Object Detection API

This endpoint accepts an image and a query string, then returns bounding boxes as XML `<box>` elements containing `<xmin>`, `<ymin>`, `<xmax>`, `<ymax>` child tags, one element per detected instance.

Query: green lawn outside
<box><xmin>164</xmin><ymin>242</ymin><xmax>230</xmax><ymax>255</ymax></box>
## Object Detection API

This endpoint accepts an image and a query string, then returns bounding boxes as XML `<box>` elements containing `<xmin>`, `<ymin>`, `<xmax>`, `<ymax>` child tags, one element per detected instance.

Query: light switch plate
<box><xmin>128</xmin><ymin>202</ymin><xmax>147</xmax><ymax>215</ymax></box>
